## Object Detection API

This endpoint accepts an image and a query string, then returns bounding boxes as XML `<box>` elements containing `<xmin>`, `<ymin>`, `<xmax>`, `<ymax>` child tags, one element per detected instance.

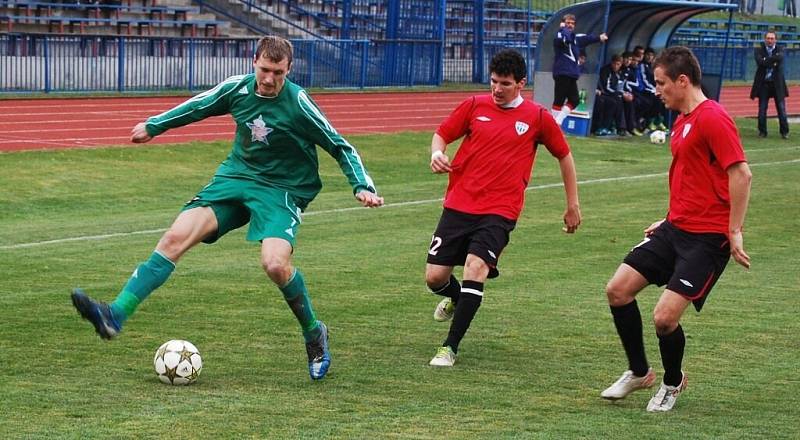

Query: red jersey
<box><xmin>667</xmin><ymin>99</ymin><xmax>747</xmax><ymax>234</ymax></box>
<box><xmin>436</xmin><ymin>95</ymin><xmax>570</xmax><ymax>220</ymax></box>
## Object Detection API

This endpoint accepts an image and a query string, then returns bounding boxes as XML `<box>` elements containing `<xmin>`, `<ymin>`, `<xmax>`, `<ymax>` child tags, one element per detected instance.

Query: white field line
<box><xmin>1</xmin><ymin>158</ymin><xmax>798</xmax><ymax>250</ymax></box>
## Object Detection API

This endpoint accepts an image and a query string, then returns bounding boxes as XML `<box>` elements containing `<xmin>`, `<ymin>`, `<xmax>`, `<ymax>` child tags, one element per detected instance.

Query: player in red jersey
<box><xmin>600</xmin><ymin>46</ymin><xmax>752</xmax><ymax>412</ymax></box>
<box><xmin>425</xmin><ymin>49</ymin><xmax>581</xmax><ymax>367</ymax></box>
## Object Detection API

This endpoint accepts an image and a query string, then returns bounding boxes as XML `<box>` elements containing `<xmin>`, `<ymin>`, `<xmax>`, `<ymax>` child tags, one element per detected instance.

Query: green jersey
<box><xmin>145</xmin><ymin>75</ymin><xmax>377</xmax><ymax>209</ymax></box>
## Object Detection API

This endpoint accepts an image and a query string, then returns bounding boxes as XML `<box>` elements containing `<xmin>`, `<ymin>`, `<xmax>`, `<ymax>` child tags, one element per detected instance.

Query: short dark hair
<box><xmin>489</xmin><ymin>49</ymin><xmax>527</xmax><ymax>82</ymax></box>
<box><xmin>653</xmin><ymin>46</ymin><xmax>702</xmax><ymax>86</ymax></box>
<box><xmin>562</xmin><ymin>13</ymin><xmax>576</xmax><ymax>22</ymax></box>
<box><xmin>255</xmin><ymin>35</ymin><xmax>293</xmax><ymax>66</ymax></box>
<box><xmin>645</xmin><ymin>47</ymin><xmax>656</xmax><ymax>55</ymax></box>
<box><xmin>610</xmin><ymin>54</ymin><xmax>622</xmax><ymax>63</ymax></box>
<box><xmin>622</xmin><ymin>51</ymin><xmax>632</xmax><ymax>58</ymax></box>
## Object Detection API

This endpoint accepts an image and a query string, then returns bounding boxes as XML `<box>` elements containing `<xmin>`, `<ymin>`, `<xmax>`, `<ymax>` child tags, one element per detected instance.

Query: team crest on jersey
<box><xmin>246</xmin><ymin>115</ymin><xmax>273</xmax><ymax>144</ymax></box>
<box><xmin>515</xmin><ymin>121</ymin><xmax>529</xmax><ymax>135</ymax></box>
<box><xmin>682</xmin><ymin>123</ymin><xmax>692</xmax><ymax>138</ymax></box>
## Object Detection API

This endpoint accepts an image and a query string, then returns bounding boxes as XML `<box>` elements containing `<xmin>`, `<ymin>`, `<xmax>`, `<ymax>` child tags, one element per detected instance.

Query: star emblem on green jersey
<box><xmin>246</xmin><ymin>115</ymin><xmax>273</xmax><ymax>144</ymax></box>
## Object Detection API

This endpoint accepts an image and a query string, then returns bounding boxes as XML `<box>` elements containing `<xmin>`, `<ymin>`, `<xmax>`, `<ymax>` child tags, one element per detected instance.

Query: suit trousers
<box><xmin>757</xmin><ymin>82</ymin><xmax>789</xmax><ymax>136</ymax></box>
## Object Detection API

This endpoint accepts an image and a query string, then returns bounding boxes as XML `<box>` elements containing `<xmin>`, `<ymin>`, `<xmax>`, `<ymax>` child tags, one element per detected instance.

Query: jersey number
<box><xmin>428</xmin><ymin>236</ymin><xmax>442</xmax><ymax>256</ymax></box>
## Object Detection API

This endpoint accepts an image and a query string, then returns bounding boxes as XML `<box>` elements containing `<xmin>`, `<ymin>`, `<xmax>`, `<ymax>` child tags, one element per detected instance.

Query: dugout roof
<box><xmin>532</xmin><ymin>0</ymin><xmax>738</xmax><ymax>133</ymax></box>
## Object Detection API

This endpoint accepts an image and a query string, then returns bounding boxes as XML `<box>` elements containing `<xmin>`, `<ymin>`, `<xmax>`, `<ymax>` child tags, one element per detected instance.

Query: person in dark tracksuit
<box><xmin>551</xmin><ymin>13</ymin><xmax>607</xmax><ymax>126</ymax></box>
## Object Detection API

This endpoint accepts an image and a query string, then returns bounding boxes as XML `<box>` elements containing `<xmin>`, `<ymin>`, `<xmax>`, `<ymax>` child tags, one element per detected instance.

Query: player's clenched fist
<box><xmin>131</xmin><ymin>122</ymin><xmax>153</xmax><ymax>143</ymax></box>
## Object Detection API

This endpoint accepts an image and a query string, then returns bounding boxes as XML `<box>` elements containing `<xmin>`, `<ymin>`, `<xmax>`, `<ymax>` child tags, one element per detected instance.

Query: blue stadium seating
<box><xmin>0</xmin><ymin>0</ymin><xmax>226</xmax><ymax>36</ymax></box>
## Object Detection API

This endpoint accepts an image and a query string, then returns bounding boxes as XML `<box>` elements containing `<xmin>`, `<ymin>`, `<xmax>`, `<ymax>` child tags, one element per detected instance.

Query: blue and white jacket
<box><xmin>552</xmin><ymin>27</ymin><xmax>602</xmax><ymax>79</ymax></box>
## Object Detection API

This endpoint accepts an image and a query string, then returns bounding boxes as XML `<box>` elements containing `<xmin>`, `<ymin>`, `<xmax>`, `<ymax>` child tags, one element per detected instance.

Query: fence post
<box><xmin>43</xmin><ymin>36</ymin><xmax>51</xmax><ymax>93</ymax></box>
<box><xmin>472</xmin><ymin>0</ymin><xmax>484</xmax><ymax>83</ymax></box>
<box><xmin>117</xmin><ymin>37</ymin><xmax>125</xmax><ymax>92</ymax></box>
<box><xmin>437</xmin><ymin>0</ymin><xmax>445</xmax><ymax>85</ymax></box>
<box><xmin>720</xmin><ymin>9</ymin><xmax>734</xmax><ymax>83</ymax></box>
<box><xmin>309</xmin><ymin>42</ymin><xmax>316</xmax><ymax>89</ymax></box>
<box><xmin>360</xmin><ymin>40</ymin><xmax>368</xmax><ymax>89</ymax></box>
<box><xmin>342</xmin><ymin>0</ymin><xmax>351</xmax><ymax>40</ymax></box>
<box><xmin>188</xmin><ymin>38</ymin><xmax>195</xmax><ymax>92</ymax></box>
<box><xmin>409</xmin><ymin>43</ymin><xmax>415</xmax><ymax>86</ymax></box>
<box><xmin>526</xmin><ymin>0</ymin><xmax>532</xmax><ymax>82</ymax></box>
<box><xmin>384</xmin><ymin>0</ymin><xmax>400</xmax><ymax>85</ymax></box>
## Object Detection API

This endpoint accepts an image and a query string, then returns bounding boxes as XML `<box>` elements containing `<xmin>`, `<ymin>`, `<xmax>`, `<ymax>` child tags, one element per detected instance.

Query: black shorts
<box><xmin>427</xmin><ymin>208</ymin><xmax>516</xmax><ymax>279</ymax></box>
<box><xmin>623</xmin><ymin>221</ymin><xmax>731</xmax><ymax>312</ymax></box>
<box><xmin>553</xmin><ymin>75</ymin><xmax>579</xmax><ymax>109</ymax></box>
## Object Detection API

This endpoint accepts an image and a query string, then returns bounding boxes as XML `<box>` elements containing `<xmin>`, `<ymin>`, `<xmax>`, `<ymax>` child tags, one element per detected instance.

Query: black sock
<box><xmin>430</xmin><ymin>275</ymin><xmax>461</xmax><ymax>303</ymax></box>
<box><xmin>610</xmin><ymin>300</ymin><xmax>649</xmax><ymax>377</ymax></box>
<box><xmin>443</xmin><ymin>280</ymin><xmax>483</xmax><ymax>353</ymax></box>
<box><xmin>658</xmin><ymin>325</ymin><xmax>686</xmax><ymax>386</ymax></box>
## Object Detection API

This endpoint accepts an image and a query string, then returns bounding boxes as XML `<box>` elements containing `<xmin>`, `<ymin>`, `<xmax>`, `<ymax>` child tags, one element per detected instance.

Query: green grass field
<box><xmin>1</xmin><ymin>118</ymin><xmax>798</xmax><ymax>439</ymax></box>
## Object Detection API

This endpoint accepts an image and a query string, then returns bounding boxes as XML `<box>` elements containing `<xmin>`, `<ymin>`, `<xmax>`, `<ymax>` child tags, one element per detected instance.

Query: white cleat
<box><xmin>646</xmin><ymin>373</ymin><xmax>687</xmax><ymax>412</ymax></box>
<box><xmin>601</xmin><ymin>368</ymin><xmax>657</xmax><ymax>400</ymax></box>
<box><xmin>429</xmin><ymin>346</ymin><xmax>456</xmax><ymax>367</ymax></box>
<box><xmin>433</xmin><ymin>297</ymin><xmax>455</xmax><ymax>322</ymax></box>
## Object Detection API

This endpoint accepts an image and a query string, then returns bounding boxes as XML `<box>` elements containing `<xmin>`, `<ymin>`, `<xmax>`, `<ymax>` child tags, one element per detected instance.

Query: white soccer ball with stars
<box><xmin>153</xmin><ymin>340</ymin><xmax>202</xmax><ymax>385</ymax></box>
<box><xmin>650</xmin><ymin>130</ymin><xmax>667</xmax><ymax>144</ymax></box>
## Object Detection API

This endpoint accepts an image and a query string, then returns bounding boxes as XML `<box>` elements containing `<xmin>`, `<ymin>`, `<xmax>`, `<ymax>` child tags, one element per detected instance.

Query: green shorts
<box><xmin>182</xmin><ymin>176</ymin><xmax>302</xmax><ymax>246</ymax></box>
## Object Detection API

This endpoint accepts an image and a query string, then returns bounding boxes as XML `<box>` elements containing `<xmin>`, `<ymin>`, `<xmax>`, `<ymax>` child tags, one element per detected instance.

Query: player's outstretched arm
<box><xmin>557</xmin><ymin>152</ymin><xmax>581</xmax><ymax>233</ymax></box>
<box><xmin>728</xmin><ymin>161</ymin><xmax>752</xmax><ymax>268</ymax></box>
<box><xmin>131</xmin><ymin>122</ymin><xmax>153</xmax><ymax>143</ymax></box>
<box><xmin>355</xmin><ymin>190</ymin><xmax>384</xmax><ymax>208</ymax></box>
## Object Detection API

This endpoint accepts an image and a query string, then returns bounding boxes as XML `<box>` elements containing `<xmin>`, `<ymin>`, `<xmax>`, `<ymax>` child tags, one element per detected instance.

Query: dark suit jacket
<box><xmin>750</xmin><ymin>42</ymin><xmax>788</xmax><ymax>100</ymax></box>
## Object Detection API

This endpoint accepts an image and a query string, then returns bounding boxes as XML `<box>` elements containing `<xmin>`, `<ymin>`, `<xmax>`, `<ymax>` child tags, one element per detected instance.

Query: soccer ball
<box><xmin>650</xmin><ymin>130</ymin><xmax>667</xmax><ymax>144</ymax></box>
<box><xmin>153</xmin><ymin>340</ymin><xmax>202</xmax><ymax>385</ymax></box>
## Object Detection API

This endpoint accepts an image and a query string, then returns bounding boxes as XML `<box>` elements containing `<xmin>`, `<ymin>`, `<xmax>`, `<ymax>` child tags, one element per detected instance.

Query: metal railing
<box><xmin>0</xmin><ymin>33</ymin><xmax>443</xmax><ymax>92</ymax></box>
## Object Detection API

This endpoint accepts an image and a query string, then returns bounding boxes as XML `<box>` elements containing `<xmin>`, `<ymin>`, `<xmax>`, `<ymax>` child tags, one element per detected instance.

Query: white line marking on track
<box><xmin>2</xmin><ymin>158</ymin><xmax>797</xmax><ymax>250</ymax></box>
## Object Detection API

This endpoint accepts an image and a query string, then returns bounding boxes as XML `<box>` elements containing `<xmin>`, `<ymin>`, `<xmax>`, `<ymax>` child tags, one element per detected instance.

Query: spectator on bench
<box><xmin>621</xmin><ymin>51</ymin><xmax>644</xmax><ymax>136</ymax></box>
<box><xmin>592</xmin><ymin>54</ymin><xmax>627</xmax><ymax>136</ymax></box>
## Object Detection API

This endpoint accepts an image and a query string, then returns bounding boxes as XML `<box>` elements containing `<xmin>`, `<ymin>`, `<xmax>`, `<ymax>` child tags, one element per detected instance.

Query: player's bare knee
<box><xmin>157</xmin><ymin>229</ymin><xmax>189</xmax><ymax>258</ymax></box>
<box><xmin>425</xmin><ymin>263</ymin><xmax>453</xmax><ymax>289</ymax></box>
<box><xmin>463</xmin><ymin>257</ymin><xmax>489</xmax><ymax>279</ymax></box>
<box><xmin>605</xmin><ymin>280</ymin><xmax>633</xmax><ymax>307</ymax></box>
<box><xmin>261</xmin><ymin>258</ymin><xmax>290</xmax><ymax>285</ymax></box>
<box><xmin>652</xmin><ymin>312</ymin><xmax>679</xmax><ymax>335</ymax></box>
<box><xmin>425</xmin><ymin>271</ymin><xmax>449</xmax><ymax>289</ymax></box>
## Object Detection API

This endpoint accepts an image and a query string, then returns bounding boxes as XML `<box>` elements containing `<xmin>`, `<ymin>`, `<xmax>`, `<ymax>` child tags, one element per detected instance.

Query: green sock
<box><xmin>279</xmin><ymin>269</ymin><xmax>320</xmax><ymax>342</ymax></box>
<box><xmin>110</xmin><ymin>251</ymin><xmax>175</xmax><ymax>323</ymax></box>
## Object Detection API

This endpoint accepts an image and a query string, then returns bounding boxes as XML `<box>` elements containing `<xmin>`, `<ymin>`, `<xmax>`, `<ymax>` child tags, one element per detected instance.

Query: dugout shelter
<box><xmin>533</xmin><ymin>0</ymin><xmax>739</xmax><ymax>136</ymax></box>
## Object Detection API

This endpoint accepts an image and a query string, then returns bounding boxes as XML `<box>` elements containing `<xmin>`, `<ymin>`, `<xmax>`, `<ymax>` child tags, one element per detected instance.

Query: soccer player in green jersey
<box><xmin>71</xmin><ymin>35</ymin><xmax>384</xmax><ymax>380</ymax></box>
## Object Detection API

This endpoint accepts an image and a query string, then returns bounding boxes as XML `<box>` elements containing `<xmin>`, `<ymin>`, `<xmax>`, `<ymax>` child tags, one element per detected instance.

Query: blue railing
<box><xmin>0</xmin><ymin>33</ymin><xmax>443</xmax><ymax>92</ymax></box>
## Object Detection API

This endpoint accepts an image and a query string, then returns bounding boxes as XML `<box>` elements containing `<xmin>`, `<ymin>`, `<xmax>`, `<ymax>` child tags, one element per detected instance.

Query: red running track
<box><xmin>1</xmin><ymin>86</ymin><xmax>797</xmax><ymax>152</ymax></box>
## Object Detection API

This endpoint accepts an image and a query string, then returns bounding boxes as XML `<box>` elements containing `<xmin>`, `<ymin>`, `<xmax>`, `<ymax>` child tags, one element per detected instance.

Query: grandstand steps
<box><xmin>0</xmin><ymin>0</ymin><xmax>230</xmax><ymax>37</ymax></box>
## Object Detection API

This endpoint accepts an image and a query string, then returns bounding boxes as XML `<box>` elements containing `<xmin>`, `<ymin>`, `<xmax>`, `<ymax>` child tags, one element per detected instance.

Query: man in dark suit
<box><xmin>750</xmin><ymin>31</ymin><xmax>789</xmax><ymax>139</ymax></box>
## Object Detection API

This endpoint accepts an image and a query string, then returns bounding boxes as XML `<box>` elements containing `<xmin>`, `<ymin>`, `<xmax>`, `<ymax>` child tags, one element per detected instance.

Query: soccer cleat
<box><xmin>630</xmin><ymin>128</ymin><xmax>644</xmax><ymax>137</ymax></box>
<box><xmin>594</xmin><ymin>128</ymin><xmax>612</xmax><ymax>136</ymax></box>
<box><xmin>433</xmin><ymin>297</ymin><xmax>455</xmax><ymax>322</ymax></box>
<box><xmin>305</xmin><ymin>321</ymin><xmax>331</xmax><ymax>380</ymax></box>
<box><xmin>429</xmin><ymin>346</ymin><xmax>456</xmax><ymax>367</ymax></box>
<box><xmin>70</xmin><ymin>288</ymin><xmax>121</xmax><ymax>340</ymax></box>
<box><xmin>656</xmin><ymin>123</ymin><xmax>668</xmax><ymax>131</ymax></box>
<box><xmin>646</xmin><ymin>373</ymin><xmax>688</xmax><ymax>412</ymax></box>
<box><xmin>601</xmin><ymin>368</ymin><xmax>656</xmax><ymax>400</ymax></box>
<box><xmin>617</xmin><ymin>129</ymin><xmax>629</xmax><ymax>137</ymax></box>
